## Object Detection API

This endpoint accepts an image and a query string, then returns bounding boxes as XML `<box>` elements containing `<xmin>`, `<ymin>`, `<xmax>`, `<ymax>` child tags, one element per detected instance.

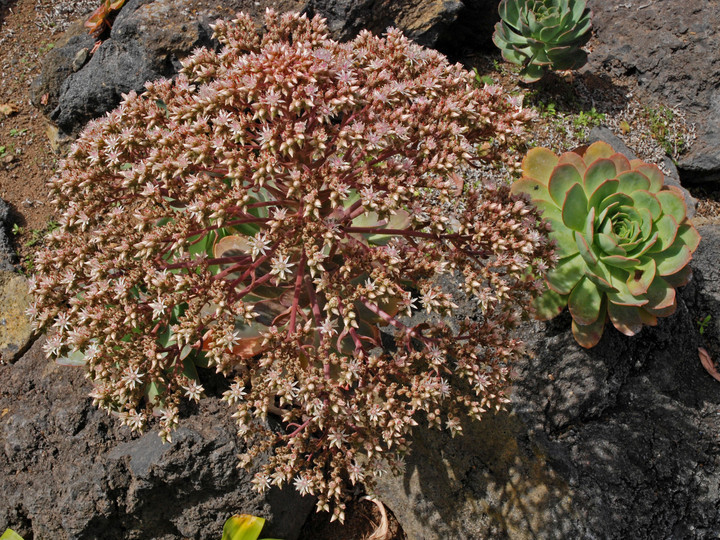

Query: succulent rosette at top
<box><xmin>493</xmin><ymin>0</ymin><xmax>592</xmax><ymax>83</ymax></box>
<box><xmin>512</xmin><ymin>141</ymin><xmax>701</xmax><ymax>348</ymax></box>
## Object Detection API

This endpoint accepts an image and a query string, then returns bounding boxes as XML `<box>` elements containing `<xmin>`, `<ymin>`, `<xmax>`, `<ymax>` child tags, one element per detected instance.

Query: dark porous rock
<box><xmin>435</xmin><ymin>0</ymin><xmax>501</xmax><ymax>59</ymax></box>
<box><xmin>586</xmin><ymin>0</ymin><xmax>720</xmax><ymax>182</ymax></box>
<box><xmin>30</xmin><ymin>20</ymin><xmax>96</xmax><ymax>118</ymax></box>
<box><xmin>0</xmin><ymin>337</ymin><xmax>314</xmax><ymax>539</ymax></box>
<box><xmin>378</xmin><ymin>267</ymin><xmax>720</xmax><ymax>537</ymax></box>
<box><xmin>0</xmin><ymin>197</ymin><xmax>16</xmax><ymax>271</ymax></box>
<box><xmin>305</xmin><ymin>0</ymin><xmax>463</xmax><ymax>46</ymax></box>
<box><xmin>34</xmin><ymin>0</ymin><xmax>310</xmax><ymax>137</ymax></box>
<box><xmin>588</xmin><ymin>126</ymin><xmax>697</xmax><ymax>218</ymax></box>
<box><xmin>684</xmin><ymin>224</ymin><xmax>720</xmax><ymax>361</ymax></box>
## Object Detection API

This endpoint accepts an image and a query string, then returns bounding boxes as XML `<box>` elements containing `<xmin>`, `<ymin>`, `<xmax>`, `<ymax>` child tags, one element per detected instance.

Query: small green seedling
<box><xmin>698</xmin><ymin>314</ymin><xmax>712</xmax><ymax>335</ymax></box>
<box><xmin>473</xmin><ymin>68</ymin><xmax>496</xmax><ymax>87</ymax></box>
<box><xmin>11</xmin><ymin>224</ymin><xmax>22</xmax><ymax>236</ymax></box>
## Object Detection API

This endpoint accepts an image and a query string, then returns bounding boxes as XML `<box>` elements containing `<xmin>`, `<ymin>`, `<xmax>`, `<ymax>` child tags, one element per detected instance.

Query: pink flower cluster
<box><xmin>30</xmin><ymin>10</ymin><xmax>552</xmax><ymax>520</ymax></box>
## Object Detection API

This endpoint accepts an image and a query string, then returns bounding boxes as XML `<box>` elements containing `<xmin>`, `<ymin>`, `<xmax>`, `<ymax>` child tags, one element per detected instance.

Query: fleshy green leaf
<box><xmin>584</xmin><ymin>261</ymin><xmax>618</xmax><ymax>293</ymax></box>
<box><xmin>583</xmin><ymin>158</ymin><xmax>617</xmax><ymax>196</ymax></box>
<box><xmin>656</xmin><ymin>190</ymin><xmax>687</xmax><ymax>223</ymax></box>
<box><xmin>519</xmin><ymin>62</ymin><xmax>547</xmax><ymax>82</ymax></box>
<box><xmin>607</xmin><ymin>266</ymin><xmax>648</xmax><ymax>306</ymax></box>
<box><xmin>643</xmin><ymin>276</ymin><xmax>676</xmax><ymax>312</ymax></box>
<box><xmin>546</xmin><ymin>217</ymin><xmax>580</xmax><ymax>258</ymax></box>
<box><xmin>546</xmin><ymin>252</ymin><xmax>587</xmax><ymax>295</ymax></box>
<box><xmin>56</xmin><ymin>349</ymin><xmax>87</xmax><ymax>366</ymax></box>
<box><xmin>548</xmin><ymin>163</ymin><xmax>583</xmax><ymax>205</ymax></box>
<box><xmin>627</xmin><ymin>231</ymin><xmax>658</xmax><ymax>258</ymax></box>
<box><xmin>533</xmin><ymin>288</ymin><xmax>568</xmax><ymax>320</ymax></box>
<box><xmin>616</xmin><ymin>170</ymin><xmax>650</xmax><ymax>193</ymax></box>
<box><xmin>608</xmin><ymin>153</ymin><xmax>631</xmax><ymax>173</ymax></box>
<box><xmin>596</xmin><ymin>232</ymin><xmax>624</xmax><ymax>256</ymax></box>
<box><xmin>676</xmin><ymin>223</ymin><xmax>701</xmax><ymax>253</ymax></box>
<box><xmin>608</xmin><ymin>302</ymin><xmax>643</xmax><ymax>336</ymax></box>
<box><xmin>568</xmin><ymin>275</ymin><xmax>603</xmax><ymax>325</ymax></box>
<box><xmin>572</xmin><ymin>308</ymin><xmax>607</xmax><ymax>348</ymax></box>
<box><xmin>650</xmin><ymin>214</ymin><xmax>679</xmax><ymax>253</ymax></box>
<box><xmin>655</xmin><ymin>243</ymin><xmax>692</xmax><ymax>276</ymax></box>
<box><xmin>633</xmin><ymin>163</ymin><xmax>665</xmax><ymax>192</ymax></box>
<box><xmin>522</xmin><ymin>147</ymin><xmax>558</xmax><ymax>186</ymax></box>
<box><xmin>557</xmin><ymin>151</ymin><xmax>587</xmax><ymax>174</ymax></box>
<box><xmin>562</xmin><ymin>183</ymin><xmax>589</xmax><ymax>231</ymax></box>
<box><xmin>601</xmin><ymin>254</ymin><xmax>641</xmax><ymax>269</ymax></box>
<box><xmin>663</xmin><ymin>265</ymin><xmax>693</xmax><ymax>288</ymax></box>
<box><xmin>637</xmin><ymin>207</ymin><xmax>653</xmax><ymax>240</ymax></box>
<box><xmin>630</xmin><ymin>190</ymin><xmax>662</xmax><ymax>221</ymax></box>
<box><xmin>583</xmin><ymin>206</ymin><xmax>595</xmax><ymax>245</ymax></box>
<box><xmin>587</xmin><ymin>179</ymin><xmax>619</xmax><ymax>211</ymax></box>
<box><xmin>626</xmin><ymin>257</ymin><xmax>656</xmax><ymax>296</ymax></box>
<box><xmin>1</xmin><ymin>530</ymin><xmax>24</xmax><ymax>540</ymax></box>
<box><xmin>582</xmin><ymin>141</ymin><xmax>615</xmax><ymax>163</ymax></box>
<box><xmin>511</xmin><ymin>177</ymin><xmax>553</xmax><ymax>202</ymax></box>
<box><xmin>598</xmin><ymin>192</ymin><xmax>633</xmax><ymax>216</ymax></box>
<box><xmin>575</xmin><ymin>231</ymin><xmax>598</xmax><ymax>266</ymax></box>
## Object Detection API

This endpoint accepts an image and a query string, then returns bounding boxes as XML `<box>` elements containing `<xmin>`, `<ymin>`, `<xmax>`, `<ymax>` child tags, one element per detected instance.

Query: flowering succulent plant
<box><xmin>30</xmin><ymin>10</ymin><xmax>551</xmax><ymax>520</ymax></box>
<box><xmin>512</xmin><ymin>141</ymin><xmax>701</xmax><ymax>348</ymax></box>
<box><xmin>493</xmin><ymin>0</ymin><xmax>592</xmax><ymax>83</ymax></box>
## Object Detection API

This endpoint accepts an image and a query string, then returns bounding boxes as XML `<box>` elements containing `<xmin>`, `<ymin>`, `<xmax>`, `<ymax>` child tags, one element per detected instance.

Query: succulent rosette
<box><xmin>512</xmin><ymin>141</ymin><xmax>701</xmax><ymax>347</ymax></box>
<box><xmin>493</xmin><ymin>0</ymin><xmax>592</xmax><ymax>83</ymax></box>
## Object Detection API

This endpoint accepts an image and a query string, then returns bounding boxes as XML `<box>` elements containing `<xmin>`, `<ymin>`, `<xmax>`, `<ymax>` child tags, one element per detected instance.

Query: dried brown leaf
<box><xmin>698</xmin><ymin>347</ymin><xmax>720</xmax><ymax>383</ymax></box>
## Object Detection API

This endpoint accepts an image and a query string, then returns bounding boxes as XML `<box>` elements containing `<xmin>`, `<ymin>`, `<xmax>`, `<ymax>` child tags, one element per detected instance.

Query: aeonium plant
<box><xmin>493</xmin><ymin>0</ymin><xmax>592</xmax><ymax>83</ymax></box>
<box><xmin>512</xmin><ymin>141</ymin><xmax>701</xmax><ymax>348</ymax></box>
<box><xmin>30</xmin><ymin>10</ymin><xmax>552</xmax><ymax>520</ymax></box>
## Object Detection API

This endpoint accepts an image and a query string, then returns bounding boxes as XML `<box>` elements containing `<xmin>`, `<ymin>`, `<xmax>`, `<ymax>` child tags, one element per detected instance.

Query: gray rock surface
<box><xmin>0</xmin><ymin>337</ymin><xmax>315</xmax><ymax>539</ymax></box>
<box><xmin>377</xmin><ymin>231</ymin><xmax>720</xmax><ymax>538</ymax></box>
<box><xmin>33</xmin><ymin>0</ymin><xmax>306</xmax><ymax>136</ymax></box>
<box><xmin>305</xmin><ymin>0</ymin><xmax>463</xmax><ymax>46</ymax></box>
<box><xmin>586</xmin><ymin>0</ymin><xmax>720</xmax><ymax>182</ymax></box>
<box><xmin>685</xmin><ymin>225</ymin><xmax>720</xmax><ymax>364</ymax></box>
<box><xmin>588</xmin><ymin>126</ymin><xmax>698</xmax><ymax>218</ymax></box>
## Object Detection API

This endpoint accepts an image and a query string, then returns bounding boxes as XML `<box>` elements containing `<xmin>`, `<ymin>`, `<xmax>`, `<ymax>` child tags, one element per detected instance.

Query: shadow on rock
<box><xmin>376</xmin><ymin>409</ymin><xmax>584</xmax><ymax>539</ymax></box>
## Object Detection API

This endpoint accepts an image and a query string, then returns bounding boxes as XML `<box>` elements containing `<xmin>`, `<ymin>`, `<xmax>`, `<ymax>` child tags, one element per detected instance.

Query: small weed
<box><xmin>698</xmin><ymin>314</ymin><xmax>712</xmax><ymax>335</ymax></box>
<box><xmin>644</xmin><ymin>105</ymin><xmax>686</xmax><ymax>157</ymax></box>
<box><xmin>19</xmin><ymin>220</ymin><xmax>59</xmax><ymax>249</ymax></box>
<box><xmin>0</xmin><ymin>146</ymin><xmax>6</xmax><ymax>158</ymax></box>
<box><xmin>541</xmin><ymin>102</ymin><xmax>557</xmax><ymax>117</ymax></box>
<box><xmin>473</xmin><ymin>68</ymin><xmax>497</xmax><ymax>87</ymax></box>
<box><xmin>11</xmin><ymin>224</ymin><xmax>23</xmax><ymax>236</ymax></box>
<box><xmin>39</xmin><ymin>42</ymin><xmax>55</xmax><ymax>54</ymax></box>
<box><xmin>572</xmin><ymin>107</ymin><xmax>605</xmax><ymax>131</ymax></box>
<box><xmin>9</xmin><ymin>128</ymin><xmax>27</xmax><ymax>137</ymax></box>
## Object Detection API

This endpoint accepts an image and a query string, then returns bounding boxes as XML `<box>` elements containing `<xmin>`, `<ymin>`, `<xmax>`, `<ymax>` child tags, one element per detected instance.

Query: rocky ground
<box><xmin>1</xmin><ymin>0</ymin><xmax>719</xmax><ymax>539</ymax></box>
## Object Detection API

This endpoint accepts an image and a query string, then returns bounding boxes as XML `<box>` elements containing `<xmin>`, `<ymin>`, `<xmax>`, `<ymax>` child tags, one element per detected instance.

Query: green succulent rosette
<box><xmin>512</xmin><ymin>141</ymin><xmax>701</xmax><ymax>348</ymax></box>
<box><xmin>492</xmin><ymin>0</ymin><xmax>592</xmax><ymax>83</ymax></box>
